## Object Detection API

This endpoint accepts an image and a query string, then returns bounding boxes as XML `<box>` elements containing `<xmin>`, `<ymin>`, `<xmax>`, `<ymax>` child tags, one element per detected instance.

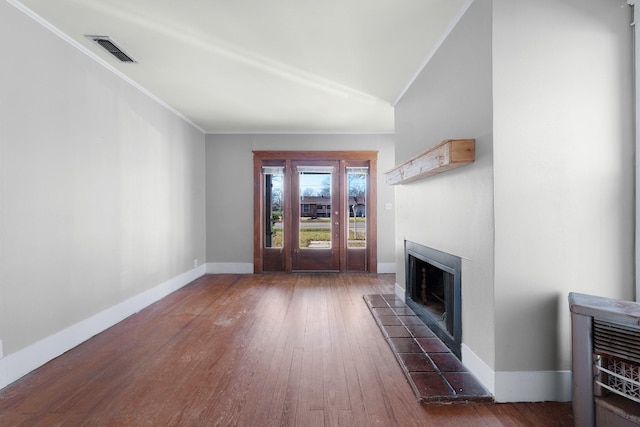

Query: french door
<box><xmin>253</xmin><ymin>151</ymin><xmax>377</xmax><ymax>273</ymax></box>
<box><xmin>292</xmin><ymin>160</ymin><xmax>339</xmax><ymax>271</ymax></box>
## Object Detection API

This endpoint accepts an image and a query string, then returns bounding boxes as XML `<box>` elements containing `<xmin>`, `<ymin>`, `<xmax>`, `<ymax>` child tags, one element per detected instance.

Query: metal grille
<box><xmin>593</xmin><ymin>319</ymin><xmax>640</xmax><ymax>404</ymax></box>
<box><xmin>86</xmin><ymin>36</ymin><xmax>137</xmax><ymax>63</ymax></box>
<box><xmin>595</xmin><ymin>355</ymin><xmax>640</xmax><ymax>404</ymax></box>
<box><xmin>593</xmin><ymin>319</ymin><xmax>640</xmax><ymax>364</ymax></box>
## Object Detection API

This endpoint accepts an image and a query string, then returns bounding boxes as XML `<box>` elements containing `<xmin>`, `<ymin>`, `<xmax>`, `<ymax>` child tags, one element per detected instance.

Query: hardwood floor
<box><xmin>0</xmin><ymin>274</ymin><xmax>573</xmax><ymax>426</ymax></box>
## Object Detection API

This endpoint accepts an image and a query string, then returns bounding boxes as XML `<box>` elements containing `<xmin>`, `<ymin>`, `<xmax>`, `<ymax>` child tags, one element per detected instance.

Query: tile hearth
<box><xmin>364</xmin><ymin>294</ymin><xmax>493</xmax><ymax>404</ymax></box>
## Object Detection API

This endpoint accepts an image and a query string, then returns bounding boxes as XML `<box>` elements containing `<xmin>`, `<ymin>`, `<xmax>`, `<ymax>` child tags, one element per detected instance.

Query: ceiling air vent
<box><xmin>86</xmin><ymin>36</ymin><xmax>137</xmax><ymax>63</ymax></box>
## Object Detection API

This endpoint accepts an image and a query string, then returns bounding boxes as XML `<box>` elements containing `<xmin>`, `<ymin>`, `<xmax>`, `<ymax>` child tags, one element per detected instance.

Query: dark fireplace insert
<box><xmin>405</xmin><ymin>241</ymin><xmax>461</xmax><ymax>359</ymax></box>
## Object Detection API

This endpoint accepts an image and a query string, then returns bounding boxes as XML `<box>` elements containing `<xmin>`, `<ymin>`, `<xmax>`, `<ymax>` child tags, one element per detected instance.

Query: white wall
<box><xmin>394</xmin><ymin>0</ymin><xmax>634</xmax><ymax>402</ymax></box>
<box><xmin>492</xmin><ymin>0</ymin><xmax>633</xmax><ymax>388</ymax></box>
<box><xmin>205</xmin><ymin>134</ymin><xmax>396</xmax><ymax>272</ymax></box>
<box><xmin>0</xmin><ymin>1</ymin><xmax>206</xmax><ymax>387</ymax></box>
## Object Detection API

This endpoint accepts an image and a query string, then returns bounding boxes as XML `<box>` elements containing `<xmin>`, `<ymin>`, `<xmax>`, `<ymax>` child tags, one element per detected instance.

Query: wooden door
<box><xmin>291</xmin><ymin>161</ymin><xmax>340</xmax><ymax>272</ymax></box>
<box><xmin>253</xmin><ymin>151</ymin><xmax>377</xmax><ymax>273</ymax></box>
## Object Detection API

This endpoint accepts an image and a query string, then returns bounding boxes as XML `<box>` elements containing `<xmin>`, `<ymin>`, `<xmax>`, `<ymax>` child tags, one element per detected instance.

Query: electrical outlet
<box><xmin>194</xmin><ymin>259</ymin><xmax>198</xmax><ymax>268</ymax></box>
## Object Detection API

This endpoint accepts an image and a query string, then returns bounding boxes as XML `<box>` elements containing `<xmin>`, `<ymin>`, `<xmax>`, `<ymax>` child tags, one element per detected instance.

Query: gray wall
<box><xmin>394</xmin><ymin>0</ymin><xmax>495</xmax><ymax>371</ymax></box>
<box><xmin>0</xmin><ymin>0</ymin><xmax>206</xmax><ymax>360</ymax></box>
<box><xmin>205</xmin><ymin>134</ymin><xmax>396</xmax><ymax>269</ymax></box>
<box><xmin>394</xmin><ymin>0</ymin><xmax>634</xmax><ymax>401</ymax></box>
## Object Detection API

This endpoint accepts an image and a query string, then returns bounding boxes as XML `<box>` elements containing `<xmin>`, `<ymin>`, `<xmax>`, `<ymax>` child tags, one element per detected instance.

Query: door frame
<box><xmin>253</xmin><ymin>150</ymin><xmax>378</xmax><ymax>273</ymax></box>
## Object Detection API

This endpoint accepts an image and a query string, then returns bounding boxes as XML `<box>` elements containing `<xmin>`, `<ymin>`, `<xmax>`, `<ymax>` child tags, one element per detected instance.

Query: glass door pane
<box><xmin>263</xmin><ymin>167</ymin><xmax>284</xmax><ymax>249</ymax></box>
<box><xmin>298</xmin><ymin>166</ymin><xmax>333</xmax><ymax>249</ymax></box>
<box><xmin>347</xmin><ymin>167</ymin><xmax>367</xmax><ymax>249</ymax></box>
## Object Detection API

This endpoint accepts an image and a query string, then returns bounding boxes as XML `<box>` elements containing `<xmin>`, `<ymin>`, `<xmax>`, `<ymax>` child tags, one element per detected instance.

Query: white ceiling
<box><xmin>15</xmin><ymin>0</ymin><xmax>469</xmax><ymax>133</ymax></box>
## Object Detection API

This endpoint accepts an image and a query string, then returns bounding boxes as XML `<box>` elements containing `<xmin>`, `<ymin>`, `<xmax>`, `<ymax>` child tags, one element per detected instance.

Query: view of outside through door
<box><xmin>264</xmin><ymin>167</ymin><xmax>283</xmax><ymax>249</ymax></box>
<box><xmin>264</xmin><ymin>167</ymin><xmax>368</xmax><ymax>250</ymax></box>
<box><xmin>299</xmin><ymin>169</ymin><xmax>332</xmax><ymax>249</ymax></box>
<box><xmin>347</xmin><ymin>167</ymin><xmax>367</xmax><ymax>249</ymax></box>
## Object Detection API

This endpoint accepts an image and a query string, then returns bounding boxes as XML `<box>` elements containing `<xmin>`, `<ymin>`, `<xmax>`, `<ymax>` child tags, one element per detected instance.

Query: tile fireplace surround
<box><xmin>364</xmin><ymin>293</ymin><xmax>492</xmax><ymax>404</ymax></box>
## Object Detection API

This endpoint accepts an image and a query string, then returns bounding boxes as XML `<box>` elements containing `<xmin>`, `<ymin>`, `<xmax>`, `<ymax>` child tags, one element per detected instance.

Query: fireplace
<box><xmin>405</xmin><ymin>241</ymin><xmax>462</xmax><ymax>358</ymax></box>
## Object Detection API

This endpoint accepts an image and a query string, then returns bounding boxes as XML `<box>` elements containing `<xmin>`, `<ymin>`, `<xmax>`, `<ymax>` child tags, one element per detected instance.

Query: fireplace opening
<box><xmin>412</xmin><ymin>259</ymin><xmax>454</xmax><ymax>333</ymax></box>
<box><xmin>405</xmin><ymin>241</ymin><xmax>462</xmax><ymax>359</ymax></box>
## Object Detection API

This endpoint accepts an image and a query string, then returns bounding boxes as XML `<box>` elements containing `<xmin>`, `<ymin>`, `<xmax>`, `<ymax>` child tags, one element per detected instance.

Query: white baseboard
<box><xmin>377</xmin><ymin>262</ymin><xmax>396</xmax><ymax>274</ymax></box>
<box><xmin>206</xmin><ymin>262</ymin><xmax>253</xmax><ymax>274</ymax></box>
<box><xmin>395</xmin><ymin>282</ymin><xmax>405</xmax><ymax>301</ymax></box>
<box><xmin>0</xmin><ymin>265</ymin><xmax>206</xmax><ymax>390</ymax></box>
<box><xmin>461</xmin><ymin>344</ymin><xmax>495</xmax><ymax>395</ymax></box>
<box><xmin>494</xmin><ymin>370</ymin><xmax>572</xmax><ymax>403</ymax></box>
<box><xmin>204</xmin><ymin>262</ymin><xmax>393</xmax><ymax>275</ymax></box>
<box><xmin>461</xmin><ymin>344</ymin><xmax>572</xmax><ymax>402</ymax></box>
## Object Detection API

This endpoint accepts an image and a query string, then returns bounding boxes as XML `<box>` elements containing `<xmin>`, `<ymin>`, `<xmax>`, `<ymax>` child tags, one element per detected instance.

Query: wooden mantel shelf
<box><xmin>385</xmin><ymin>139</ymin><xmax>475</xmax><ymax>185</ymax></box>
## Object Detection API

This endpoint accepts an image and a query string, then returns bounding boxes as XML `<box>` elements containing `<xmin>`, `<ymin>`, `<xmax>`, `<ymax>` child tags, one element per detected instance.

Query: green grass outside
<box><xmin>301</xmin><ymin>217</ymin><xmax>366</xmax><ymax>223</ymax></box>
<box><xmin>299</xmin><ymin>228</ymin><xmax>331</xmax><ymax>247</ymax></box>
<box><xmin>270</xmin><ymin>228</ymin><xmax>365</xmax><ymax>248</ymax></box>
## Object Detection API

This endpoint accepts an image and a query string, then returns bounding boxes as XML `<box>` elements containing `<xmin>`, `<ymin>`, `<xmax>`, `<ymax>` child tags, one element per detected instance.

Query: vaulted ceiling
<box><xmin>15</xmin><ymin>0</ymin><xmax>469</xmax><ymax>133</ymax></box>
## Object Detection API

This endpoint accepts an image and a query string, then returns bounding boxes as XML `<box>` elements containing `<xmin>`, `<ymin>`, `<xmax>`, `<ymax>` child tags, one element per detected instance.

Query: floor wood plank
<box><xmin>0</xmin><ymin>273</ymin><xmax>573</xmax><ymax>426</ymax></box>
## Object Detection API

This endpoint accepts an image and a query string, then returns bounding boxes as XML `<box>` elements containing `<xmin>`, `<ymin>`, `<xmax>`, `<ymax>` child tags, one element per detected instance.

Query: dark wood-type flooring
<box><xmin>0</xmin><ymin>273</ymin><xmax>573</xmax><ymax>426</ymax></box>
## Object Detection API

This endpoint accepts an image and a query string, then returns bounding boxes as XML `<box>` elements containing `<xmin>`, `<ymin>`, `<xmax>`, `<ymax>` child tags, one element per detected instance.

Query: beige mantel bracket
<box><xmin>385</xmin><ymin>139</ymin><xmax>475</xmax><ymax>185</ymax></box>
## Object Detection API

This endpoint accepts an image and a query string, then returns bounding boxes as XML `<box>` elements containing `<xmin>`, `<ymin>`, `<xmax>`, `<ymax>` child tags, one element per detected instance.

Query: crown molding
<box><xmin>206</xmin><ymin>130</ymin><xmax>394</xmax><ymax>135</ymax></box>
